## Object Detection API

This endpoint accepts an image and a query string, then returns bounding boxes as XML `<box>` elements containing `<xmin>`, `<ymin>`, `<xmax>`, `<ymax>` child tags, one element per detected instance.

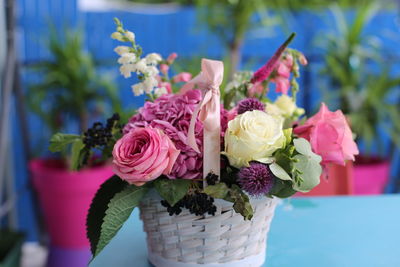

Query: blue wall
<box><xmin>14</xmin><ymin>0</ymin><xmax>400</xmax><ymax>240</ymax></box>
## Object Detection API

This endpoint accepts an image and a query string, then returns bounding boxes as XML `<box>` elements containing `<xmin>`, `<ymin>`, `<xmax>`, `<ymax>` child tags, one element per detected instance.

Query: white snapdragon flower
<box><xmin>145</xmin><ymin>53</ymin><xmax>162</xmax><ymax>65</ymax></box>
<box><xmin>111</xmin><ymin>32</ymin><xmax>124</xmax><ymax>41</ymax></box>
<box><xmin>154</xmin><ymin>87</ymin><xmax>168</xmax><ymax>98</ymax></box>
<box><xmin>117</xmin><ymin>53</ymin><xmax>137</xmax><ymax>64</ymax></box>
<box><xmin>135</xmin><ymin>59</ymin><xmax>148</xmax><ymax>74</ymax></box>
<box><xmin>125</xmin><ymin>31</ymin><xmax>135</xmax><ymax>42</ymax></box>
<box><xmin>131</xmin><ymin>83</ymin><xmax>144</xmax><ymax>96</ymax></box>
<box><xmin>146</xmin><ymin>66</ymin><xmax>159</xmax><ymax>77</ymax></box>
<box><xmin>114</xmin><ymin>46</ymin><xmax>131</xmax><ymax>56</ymax></box>
<box><xmin>119</xmin><ymin>64</ymin><xmax>135</xmax><ymax>78</ymax></box>
<box><xmin>142</xmin><ymin>76</ymin><xmax>158</xmax><ymax>94</ymax></box>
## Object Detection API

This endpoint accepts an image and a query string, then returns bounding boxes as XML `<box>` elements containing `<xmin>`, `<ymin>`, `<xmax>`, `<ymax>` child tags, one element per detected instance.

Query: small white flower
<box><xmin>117</xmin><ymin>53</ymin><xmax>137</xmax><ymax>64</ymax></box>
<box><xmin>146</xmin><ymin>66</ymin><xmax>159</xmax><ymax>77</ymax></box>
<box><xmin>131</xmin><ymin>83</ymin><xmax>144</xmax><ymax>96</ymax></box>
<box><xmin>119</xmin><ymin>64</ymin><xmax>135</xmax><ymax>78</ymax></box>
<box><xmin>135</xmin><ymin>59</ymin><xmax>148</xmax><ymax>74</ymax></box>
<box><xmin>125</xmin><ymin>31</ymin><xmax>135</xmax><ymax>42</ymax></box>
<box><xmin>145</xmin><ymin>53</ymin><xmax>162</xmax><ymax>65</ymax></box>
<box><xmin>111</xmin><ymin>32</ymin><xmax>124</xmax><ymax>41</ymax></box>
<box><xmin>142</xmin><ymin>76</ymin><xmax>158</xmax><ymax>93</ymax></box>
<box><xmin>114</xmin><ymin>46</ymin><xmax>131</xmax><ymax>55</ymax></box>
<box><xmin>154</xmin><ymin>87</ymin><xmax>168</xmax><ymax>98</ymax></box>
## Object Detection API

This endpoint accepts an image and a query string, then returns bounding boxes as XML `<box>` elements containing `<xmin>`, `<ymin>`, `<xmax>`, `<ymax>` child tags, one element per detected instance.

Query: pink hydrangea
<box><xmin>124</xmin><ymin>89</ymin><xmax>230</xmax><ymax>180</ymax></box>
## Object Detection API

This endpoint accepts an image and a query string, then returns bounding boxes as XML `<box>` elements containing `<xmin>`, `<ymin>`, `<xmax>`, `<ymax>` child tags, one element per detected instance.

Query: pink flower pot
<box><xmin>353</xmin><ymin>156</ymin><xmax>390</xmax><ymax>195</ymax></box>
<box><xmin>29</xmin><ymin>159</ymin><xmax>113</xmax><ymax>248</ymax></box>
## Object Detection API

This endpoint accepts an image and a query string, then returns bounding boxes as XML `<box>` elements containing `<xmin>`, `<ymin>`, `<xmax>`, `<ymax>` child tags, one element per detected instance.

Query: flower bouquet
<box><xmin>51</xmin><ymin>19</ymin><xmax>359</xmax><ymax>267</ymax></box>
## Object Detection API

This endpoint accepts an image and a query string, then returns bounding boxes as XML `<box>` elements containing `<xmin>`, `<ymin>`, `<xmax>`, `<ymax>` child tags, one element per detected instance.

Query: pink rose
<box><xmin>172</xmin><ymin>72</ymin><xmax>192</xmax><ymax>83</ymax></box>
<box><xmin>294</xmin><ymin>103</ymin><xmax>359</xmax><ymax>166</ymax></box>
<box><xmin>112</xmin><ymin>127</ymin><xmax>180</xmax><ymax>186</ymax></box>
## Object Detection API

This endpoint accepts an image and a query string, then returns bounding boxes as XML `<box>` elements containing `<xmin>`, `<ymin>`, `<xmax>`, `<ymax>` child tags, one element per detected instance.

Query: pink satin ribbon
<box><xmin>181</xmin><ymin>59</ymin><xmax>224</xmax><ymax>180</ymax></box>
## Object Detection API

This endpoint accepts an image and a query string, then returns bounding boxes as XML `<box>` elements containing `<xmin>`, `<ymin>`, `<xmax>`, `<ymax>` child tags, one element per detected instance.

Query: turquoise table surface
<box><xmin>90</xmin><ymin>195</ymin><xmax>400</xmax><ymax>267</ymax></box>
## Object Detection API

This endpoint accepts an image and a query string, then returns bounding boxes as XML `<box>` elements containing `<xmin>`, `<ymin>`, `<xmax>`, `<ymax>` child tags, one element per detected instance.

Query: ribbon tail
<box><xmin>187</xmin><ymin>100</ymin><xmax>202</xmax><ymax>153</ymax></box>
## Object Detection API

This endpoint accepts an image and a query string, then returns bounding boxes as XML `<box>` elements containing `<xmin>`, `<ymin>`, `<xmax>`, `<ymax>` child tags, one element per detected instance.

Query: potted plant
<box><xmin>26</xmin><ymin>27</ymin><xmax>121</xmax><ymax>264</ymax></box>
<box><xmin>318</xmin><ymin>3</ymin><xmax>400</xmax><ymax>194</ymax></box>
<box><xmin>53</xmin><ymin>19</ymin><xmax>359</xmax><ymax>266</ymax></box>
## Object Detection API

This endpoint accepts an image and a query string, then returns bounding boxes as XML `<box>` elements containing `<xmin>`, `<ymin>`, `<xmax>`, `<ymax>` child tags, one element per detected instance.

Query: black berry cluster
<box><xmin>83</xmin><ymin>113</ymin><xmax>121</xmax><ymax>148</ymax></box>
<box><xmin>205</xmin><ymin>172</ymin><xmax>219</xmax><ymax>185</ymax></box>
<box><xmin>160</xmin><ymin>192</ymin><xmax>217</xmax><ymax>216</ymax></box>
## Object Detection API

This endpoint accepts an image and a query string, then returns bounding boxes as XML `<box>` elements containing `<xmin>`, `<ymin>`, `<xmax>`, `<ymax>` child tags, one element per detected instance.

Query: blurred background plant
<box><xmin>27</xmin><ymin>27</ymin><xmax>122</xmax><ymax>138</ymax></box>
<box><xmin>317</xmin><ymin>3</ymin><xmax>400</xmax><ymax>159</ymax></box>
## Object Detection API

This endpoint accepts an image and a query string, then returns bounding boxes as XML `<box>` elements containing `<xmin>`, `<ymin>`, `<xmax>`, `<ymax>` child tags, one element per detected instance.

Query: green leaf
<box><xmin>204</xmin><ymin>183</ymin><xmax>229</xmax><ymax>199</ymax></box>
<box><xmin>283</xmin><ymin>128</ymin><xmax>293</xmax><ymax>146</ymax></box>
<box><xmin>86</xmin><ymin>176</ymin><xmax>128</xmax><ymax>256</ymax></box>
<box><xmin>293</xmin><ymin>138</ymin><xmax>322</xmax><ymax>162</ymax></box>
<box><xmin>49</xmin><ymin>133</ymin><xmax>81</xmax><ymax>152</ymax></box>
<box><xmin>224</xmin><ymin>185</ymin><xmax>253</xmax><ymax>220</ymax></box>
<box><xmin>268</xmin><ymin>179</ymin><xmax>297</xmax><ymax>198</ymax></box>
<box><xmin>94</xmin><ymin>185</ymin><xmax>148</xmax><ymax>258</ymax></box>
<box><xmin>292</xmin><ymin>154</ymin><xmax>322</xmax><ymax>193</ymax></box>
<box><xmin>270</xmin><ymin>162</ymin><xmax>292</xmax><ymax>181</ymax></box>
<box><xmin>70</xmin><ymin>139</ymin><xmax>85</xmax><ymax>171</ymax></box>
<box><xmin>153</xmin><ymin>179</ymin><xmax>191</xmax><ymax>206</ymax></box>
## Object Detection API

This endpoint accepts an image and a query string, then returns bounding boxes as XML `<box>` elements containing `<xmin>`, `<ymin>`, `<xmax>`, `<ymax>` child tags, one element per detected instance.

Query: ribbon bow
<box><xmin>181</xmin><ymin>59</ymin><xmax>224</xmax><ymax>179</ymax></box>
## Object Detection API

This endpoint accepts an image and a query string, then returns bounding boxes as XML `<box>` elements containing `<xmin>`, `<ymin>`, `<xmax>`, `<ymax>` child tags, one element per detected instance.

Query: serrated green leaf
<box><xmin>204</xmin><ymin>183</ymin><xmax>229</xmax><ymax>199</ymax></box>
<box><xmin>86</xmin><ymin>176</ymin><xmax>128</xmax><ymax>256</ymax></box>
<box><xmin>70</xmin><ymin>139</ymin><xmax>85</xmax><ymax>171</ymax></box>
<box><xmin>293</xmin><ymin>138</ymin><xmax>322</xmax><ymax>162</ymax></box>
<box><xmin>95</xmin><ymin>185</ymin><xmax>148</xmax><ymax>258</ymax></box>
<box><xmin>268</xmin><ymin>179</ymin><xmax>297</xmax><ymax>198</ymax></box>
<box><xmin>154</xmin><ymin>179</ymin><xmax>191</xmax><ymax>206</ymax></box>
<box><xmin>49</xmin><ymin>133</ymin><xmax>81</xmax><ymax>152</ymax></box>
<box><xmin>292</xmin><ymin>154</ymin><xmax>322</xmax><ymax>193</ymax></box>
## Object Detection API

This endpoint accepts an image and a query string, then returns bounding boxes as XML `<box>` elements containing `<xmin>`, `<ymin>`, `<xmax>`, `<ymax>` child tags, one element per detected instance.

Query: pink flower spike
<box><xmin>299</xmin><ymin>53</ymin><xmax>308</xmax><ymax>65</ymax></box>
<box><xmin>167</xmin><ymin>52</ymin><xmax>178</xmax><ymax>64</ymax></box>
<box><xmin>250</xmin><ymin>33</ymin><xmax>296</xmax><ymax>84</ymax></box>
<box><xmin>160</xmin><ymin>64</ymin><xmax>169</xmax><ymax>75</ymax></box>
<box><xmin>173</xmin><ymin>72</ymin><xmax>192</xmax><ymax>83</ymax></box>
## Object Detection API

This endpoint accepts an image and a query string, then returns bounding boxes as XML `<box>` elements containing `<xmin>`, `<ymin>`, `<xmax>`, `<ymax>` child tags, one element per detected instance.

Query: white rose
<box><xmin>125</xmin><ymin>31</ymin><xmax>135</xmax><ymax>42</ymax></box>
<box><xmin>114</xmin><ymin>46</ymin><xmax>131</xmax><ymax>55</ymax></box>
<box><xmin>117</xmin><ymin>53</ymin><xmax>136</xmax><ymax>64</ymax></box>
<box><xmin>145</xmin><ymin>53</ymin><xmax>162</xmax><ymax>65</ymax></box>
<box><xmin>223</xmin><ymin>110</ymin><xmax>285</xmax><ymax>168</ymax></box>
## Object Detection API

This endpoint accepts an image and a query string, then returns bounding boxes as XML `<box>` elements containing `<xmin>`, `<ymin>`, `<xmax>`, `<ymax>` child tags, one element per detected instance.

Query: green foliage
<box><xmin>319</xmin><ymin>3</ymin><xmax>400</xmax><ymax>155</ymax></box>
<box><xmin>154</xmin><ymin>178</ymin><xmax>192</xmax><ymax>206</ymax></box>
<box><xmin>70</xmin><ymin>139</ymin><xmax>86</xmax><ymax>171</ymax></box>
<box><xmin>267</xmin><ymin>179</ymin><xmax>296</xmax><ymax>198</ymax></box>
<box><xmin>291</xmin><ymin>138</ymin><xmax>322</xmax><ymax>192</ymax></box>
<box><xmin>269</xmin><ymin>162</ymin><xmax>292</xmax><ymax>181</ymax></box>
<box><xmin>205</xmin><ymin>183</ymin><xmax>253</xmax><ymax>220</ymax></box>
<box><xmin>27</xmin><ymin>27</ymin><xmax>121</xmax><ymax>134</ymax></box>
<box><xmin>86</xmin><ymin>176</ymin><xmax>128</xmax><ymax>256</ymax></box>
<box><xmin>93</xmin><ymin>184</ymin><xmax>149</xmax><ymax>258</ymax></box>
<box><xmin>49</xmin><ymin>133</ymin><xmax>81</xmax><ymax>152</ymax></box>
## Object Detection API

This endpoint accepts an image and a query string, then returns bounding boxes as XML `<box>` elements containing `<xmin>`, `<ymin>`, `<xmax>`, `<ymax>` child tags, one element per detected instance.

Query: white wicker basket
<box><xmin>139</xmin><ymin>191</ymin><xmax>278</xmax><ymax>267</ymax></box>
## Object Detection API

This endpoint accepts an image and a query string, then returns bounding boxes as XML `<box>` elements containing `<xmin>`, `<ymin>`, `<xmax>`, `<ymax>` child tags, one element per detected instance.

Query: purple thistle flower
<box><xmin>237</xmin><ymin>98</ymin><xmax>265</xmax><ymax>114</ymax></box>
<box><xmin>238</xmin><ymin>162</ymin><xmax>275</xmax><ymax>196</ymax></box>
<box><xmin>250</xmin><ymin>33</ymin><xmax>295</xmax><ymax>84</ymax></box>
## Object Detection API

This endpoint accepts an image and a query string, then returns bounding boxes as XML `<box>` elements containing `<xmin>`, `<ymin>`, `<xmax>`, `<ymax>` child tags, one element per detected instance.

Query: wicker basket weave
<box><xmin>139</xmin><ymin>191</ymin><xmax>278</xmax><ymax>267</ymax></box>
